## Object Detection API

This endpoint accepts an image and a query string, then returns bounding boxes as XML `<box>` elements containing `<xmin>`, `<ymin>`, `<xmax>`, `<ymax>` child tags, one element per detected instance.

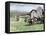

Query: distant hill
<box><xmin>10</xmin><ymin>10</ymin><xmax>29</xmax><ymax>17</ymax></box>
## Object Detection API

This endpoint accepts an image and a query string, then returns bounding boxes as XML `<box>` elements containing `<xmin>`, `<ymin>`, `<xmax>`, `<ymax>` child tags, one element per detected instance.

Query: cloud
<box><xmin>10</xmin><ymin>3</ymin><xmax>43</xmax><ymax>12</ymax></box>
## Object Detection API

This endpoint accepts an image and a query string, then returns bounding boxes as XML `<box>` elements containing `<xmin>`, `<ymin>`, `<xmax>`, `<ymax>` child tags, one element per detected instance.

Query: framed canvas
<box><xmin>5</xmin><ymin>1</ymin><xmax>45</xmax><ymax>33</ymax></box>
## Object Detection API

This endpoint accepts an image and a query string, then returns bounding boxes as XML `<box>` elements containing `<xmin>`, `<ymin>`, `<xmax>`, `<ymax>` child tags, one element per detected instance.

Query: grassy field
<box><xmin>10</xmin><ymin>17</ymin><xmax>44</xmax><ymax>32</ymax></box>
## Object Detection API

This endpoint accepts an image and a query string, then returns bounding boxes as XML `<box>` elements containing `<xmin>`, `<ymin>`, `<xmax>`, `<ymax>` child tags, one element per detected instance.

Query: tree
<box><xmin>16</xmin><ymin>16</ymin><xmax>19</xmax><ymax>21</ymax></box>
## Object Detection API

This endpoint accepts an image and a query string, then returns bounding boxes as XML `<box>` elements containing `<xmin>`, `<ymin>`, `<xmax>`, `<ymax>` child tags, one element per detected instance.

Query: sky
<box><xmin>10</xmin><ymin>3</ymin><xmax>44</xmax><ymax>12</ymax></box>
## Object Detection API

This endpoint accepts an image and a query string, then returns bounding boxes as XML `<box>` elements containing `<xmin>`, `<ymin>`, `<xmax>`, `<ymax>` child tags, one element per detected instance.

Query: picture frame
<box><xmin>5</xmin><ymin>1</ymin><xmax>45</xmax><ymax>33</ymax></box>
